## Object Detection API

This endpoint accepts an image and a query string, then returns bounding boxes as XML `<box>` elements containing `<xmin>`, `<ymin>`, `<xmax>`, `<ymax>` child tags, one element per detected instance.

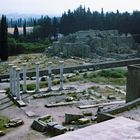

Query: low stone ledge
<box><xmin>17</xmin><ymin>100</ymin><xmax>27</xmax><ymax>107</ymax></box>
<box><xmin>45</xmin><ymin>101</ymin><xmax>76</xmax><ymax>107</ymax></box>
<box><xmin>97</xmin><ymin>98</ymin><xmax>140</xmax><ymax>122</ymax></box>
<box><xmin>33</xmin><ymin>93</ymin><xmax>63</xmax><ymax>99</ymax></box>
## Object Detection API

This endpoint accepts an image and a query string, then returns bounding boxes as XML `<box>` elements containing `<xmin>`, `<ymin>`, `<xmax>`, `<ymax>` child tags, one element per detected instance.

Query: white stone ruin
<box><xmin>12</xmin><ymin>65</ymin><xmax>17</xmax><ymax>97</ymax></box>
<box><xmin>35</xmin><ymin>62</ymin><xmax>40</xmax><ymax>93</ymax></box>
<box><xmin>8</xmin><ymin>64</ymin><xmax>14</xmax><ymax>94</ymax></box>
<box><xmin>8</xmin><ymin>61</ymin><xmax>65</xmax><ymax>101</ymax></box>
<box><xmin>22</xmin><ymin>63</ymin><xmax>27</xmax><ymax>93</ymax></box>
<box><xmin>59</xmin><ymin>61</ymin><xmax>64</xmax><ymax>90</ymax></box>
<box><xmin>47</xmin><ymin>62</ymin><xmax>52</xmax><ymax>91</ymax></box>
<box><xmin>16</xmin><ymin>68</ymin><xmax>21</xmax><ymax>100</ymax></box>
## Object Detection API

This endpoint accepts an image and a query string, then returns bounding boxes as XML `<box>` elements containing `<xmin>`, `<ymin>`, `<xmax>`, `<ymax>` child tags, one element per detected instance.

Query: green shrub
<box><xmin>53</xmin><ymin>80</ymin><xmax>60</xmax><ymax>85</ymax></box>
<box><xmin>0</xmin><ymin>116</ymin><xmax>10</xmax><ymax>131</ymax></box>
<box><xmin>27</xmin><ymin>83</ymin><xmax>36</xmax><ymax>90</ymax></box>
<box><xmin>98</xmin><ymin>69</ymin><xmax>127</xmax><ymax>78</ymax></box>
<box><xmin>68</xmin><ymin>92</ymin><xmax>77</xmax><ymax>99</ymax></box>
<box><xmin>83</xmin><ymin>72</ymin><xmax>88</xmax><ymax>78</ymax></box>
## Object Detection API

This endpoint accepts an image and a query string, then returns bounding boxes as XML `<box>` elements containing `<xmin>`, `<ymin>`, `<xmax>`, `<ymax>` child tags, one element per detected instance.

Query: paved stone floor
<box><xmin>50</xmin><ymin>117</ymin><xmax>140</xmax><ymax>140</ymax></box>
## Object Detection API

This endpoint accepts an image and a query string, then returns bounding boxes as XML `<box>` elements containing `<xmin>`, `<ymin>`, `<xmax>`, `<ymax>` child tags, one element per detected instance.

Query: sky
<box><xmin>0</xmin><ymin>0</ymin><xmax>140</xmax><ymax>16</ymax></box>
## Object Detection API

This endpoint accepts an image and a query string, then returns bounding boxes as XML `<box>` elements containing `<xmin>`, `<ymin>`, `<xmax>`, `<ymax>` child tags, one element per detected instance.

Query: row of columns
<box><xmin>9</xmin><ymin>61</ymin><xmax>64</xmax><ymax>100</ymax></box>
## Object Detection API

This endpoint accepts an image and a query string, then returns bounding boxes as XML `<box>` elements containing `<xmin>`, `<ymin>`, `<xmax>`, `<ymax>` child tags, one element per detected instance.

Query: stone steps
<box><xmin>0</xmin><ymin>97</ymin><xmax>11</xmax><ymax>105</ymax></box>
<box><xmin>0</xmin><ymin>100</ymin><xmax>14</xmax><ymax>111</ymax></box>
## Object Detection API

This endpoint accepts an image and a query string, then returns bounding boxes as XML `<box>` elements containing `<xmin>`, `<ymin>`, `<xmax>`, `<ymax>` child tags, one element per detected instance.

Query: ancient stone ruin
<box><xmin>46</xmin><ymin>30</ymin><xmax>136</xmax><ymax>59</ymax></box>
<box><xmin>126</xmin><ymin>64</ymin><xmax>140</xmax><ymax>102</ymax></box>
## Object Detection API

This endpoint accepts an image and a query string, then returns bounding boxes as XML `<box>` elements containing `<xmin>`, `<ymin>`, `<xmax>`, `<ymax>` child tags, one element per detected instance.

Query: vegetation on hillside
<box><xmin>1</xmin><ymin>5</ymin><xmax>140</xmax><ymax>60</ymax></box>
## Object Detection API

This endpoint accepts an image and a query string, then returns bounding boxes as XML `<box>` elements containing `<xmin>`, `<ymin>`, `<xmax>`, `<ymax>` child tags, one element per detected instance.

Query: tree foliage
<box><xmin>14</xmin><ymin>24</ymin><xmax>19</xmax><ymax>39</ymax></box>
<box><xmin>0</xmin><ymin>15</ymin><xmax>8</xmax><ymax>61</ymax></box>
<box><xmin>23</xmin><ymin>21</ymin><xmax>26</xmax><ymax>37</ymax></box>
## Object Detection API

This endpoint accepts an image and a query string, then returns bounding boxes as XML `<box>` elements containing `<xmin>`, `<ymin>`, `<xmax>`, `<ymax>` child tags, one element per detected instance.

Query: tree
<box><xmin>23</xmin><ymin>21</ymin><xmax>26</xmax><ymax>37</ymax></box>
<box><xmin>0</xmin><ymin>15</ymin><xmax>8</xmax><ymax>61</ymax></box>
<box><xmin>52</xmin><ymin>17</ymin><xmax>59</xmax><ymax>36</ymax></box>
<box><xmin>14</xmin><ymin>24</ymin><xmax>19</xmax><ymax>39</ymax></box>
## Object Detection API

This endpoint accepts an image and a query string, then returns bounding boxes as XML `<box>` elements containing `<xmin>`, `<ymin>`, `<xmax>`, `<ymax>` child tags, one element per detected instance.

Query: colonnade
<box><xmin>8</xmin><ymin>61</ymin><xmax>64</xmax><ymax>100</ymax></box>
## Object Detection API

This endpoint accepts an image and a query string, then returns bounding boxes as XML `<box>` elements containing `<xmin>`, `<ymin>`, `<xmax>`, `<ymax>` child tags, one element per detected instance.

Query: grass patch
<box><xmin>97</xmin><ymin>69</ymin><xmax>127</xmax><ymax>78</ymax></box>
<box><xmin>68</xmin><ymin>92</ymin><xmax>78</xmax><ymax>99</ymax></box>
<box><xmin>67</xmin><ymin>68</ymin><xmax>127</xmax><ymax>86</ymax></box>
<box><xmin>0</xmin><ymin>116</ymin><xmax>10</xmax><ymax>131</ymax></box>
<box><xmin>26</xmin><ymin>82</ymin><xmax>47</xmax><ymax>90</ymax></box>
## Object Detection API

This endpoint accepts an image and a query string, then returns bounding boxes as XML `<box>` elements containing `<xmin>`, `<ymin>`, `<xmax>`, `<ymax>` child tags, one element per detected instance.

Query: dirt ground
<box><xmin>0</xmin><ymin>81</ymin><xmax>126</xmax><ymax>140</ymax></box>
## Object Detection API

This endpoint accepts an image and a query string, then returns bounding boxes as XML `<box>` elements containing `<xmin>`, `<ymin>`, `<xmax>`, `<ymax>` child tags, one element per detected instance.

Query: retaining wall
<box><xmin>1</xmin><ymin>58</ymin><xmax>140</xmax><ymax>80</ymax></box>
<box><xmin>97</xmin><ymin>97</ymin><xmax>140</xmax><ymax>122</ymax></box>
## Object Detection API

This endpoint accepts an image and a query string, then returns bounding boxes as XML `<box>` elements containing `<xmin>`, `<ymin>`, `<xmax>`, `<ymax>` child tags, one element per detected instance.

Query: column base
<box><xmin>47</xmin><ymin>88</ymin><xmax>52</xmax><ymax>92</ymax></box>
<box><xmin>59</xmin><ymin>87</ymin><xmax>64</xmax><ymax>91</ymax></box>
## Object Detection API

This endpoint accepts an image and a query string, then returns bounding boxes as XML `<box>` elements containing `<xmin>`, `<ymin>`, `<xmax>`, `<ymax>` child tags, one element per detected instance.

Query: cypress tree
<box><xmin>14</xmin><ymin>24</ymin><xmax>19</xmax><ymax>39</ymax></box>
<box><xmin>23</xmin><ymin>21</ymin><xmax>26</xmax><ymax>37</ymax></box>
<box><xmin>0</xmin><ymin>15</ymin><xmax>8</xmax><ymax>61</ymax></box>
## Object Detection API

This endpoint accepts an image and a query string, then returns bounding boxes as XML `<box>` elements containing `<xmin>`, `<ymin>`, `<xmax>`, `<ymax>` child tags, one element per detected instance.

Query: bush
<box><xmin>0</xmin><ymin>116</ymin><xmax>10</xmax><ymax>131</ymax></box>
<box><xmin>98</xmin><ymin>69</ymin><xmax>127</xmax><ymax>78</ymax></box>
<box><xmin>27</xmin><ymin>83</ymin><xmax>36</xmax><ymax>90</ymax></box>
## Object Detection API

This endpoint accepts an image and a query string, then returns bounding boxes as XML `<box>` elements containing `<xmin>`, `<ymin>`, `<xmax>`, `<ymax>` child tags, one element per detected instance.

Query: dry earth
<box><xmin>0</xmin><ymin>81</ymin><xmax>125</xmax><ymax>140</ymax></box>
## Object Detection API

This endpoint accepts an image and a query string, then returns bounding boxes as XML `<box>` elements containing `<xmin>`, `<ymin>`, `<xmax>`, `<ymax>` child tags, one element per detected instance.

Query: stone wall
<box><xmin>46</xmin><ymin>30</ymin><xmax>136</xmax><ymax>58</ymax></box>
<box><xmin>52</xmin><ymin>42</ymin><xmax>90</xmax><ymax>58</ymax></box>
<box><xmin>97</xmin><ymin>98</ymin><xmax>140</xmax><ymax>122</ymax></box>
<box><xmin>1</xmin><ymin>58</ymin><xmax>140</xmax><ymax>81</ymax></box>
<box><xmin>126</xmin><ymin>65</ymin><xmax>140</xmax><ymax>102</ymax></box>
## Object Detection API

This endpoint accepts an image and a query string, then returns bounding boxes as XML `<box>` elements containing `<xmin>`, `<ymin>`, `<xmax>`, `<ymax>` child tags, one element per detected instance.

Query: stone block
<box><xmin>82</xmin><ymin>111</ymin><xmax>93</xmax><ymax>116</ymax></box>
<box><xmin>17</xmin><ymin>100</ymin><xmax>27</xmax><ymax>107</ymax></box>
<box><xmin>25</xmin><ymin>111</ymin><xmax>38</xmax><ymax>117</ymax></box>
<box><xmin>47</xmin><ymin>121</ymin><xmax>58</xmax><ymax>131</ymax></box>
<box><xmin>65</xmin><ymin>113</ymin><xmax>84</xmax><ymax>124</ymax></box>
<box><xmin>39</xmin><ymin>115</ymin><xmax>53</xmax><ymax>123</ymax></box>
<box><xmin>91</xmin><ymin>116</ymin><xmax>97</xmax><ymax>121</ymax></box>
<box><xmin>107</xmin><ymin>95</ymin><xmax>116</xmax><ymax>100</ymax></box>
<box><xmin>31</xmin><ymin>120</ymin><xmax>47</xmax><ymax>132</ymax></box>
<box><xmin>0</xmin><ymin>131</ymin><xmax>5</xmax><ymax>136</ymax></box>
<box><xmin>53</xmin><ymin>124</ymin><xmax>67</xmax><ymax>135</ymax></box>
<box><xmin>0</xmin><ymin>90</ymin><xmax>6</xmax><ymax>94</ymax></box>
<box><xmin>4</xmin><ymin>118</ymin><xmax>24</xmax><ymax>128</ymax></box>
<box><xmin>65</xmin><ymin>96</ymin><xmax>74</xmax><ymax>102</ymax></box>
<box><xmin>78</xmin><ymin>118</ymin><xmax>90</xmax><ymax>125</ymax></box>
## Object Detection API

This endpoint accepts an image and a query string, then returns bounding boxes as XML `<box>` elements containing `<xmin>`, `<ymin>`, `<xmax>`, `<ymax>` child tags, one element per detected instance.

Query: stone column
<box><xmin>48</xmin><ymin>62</ymin><xmax>52</xmax><ymax>91</ymax></box>
<box><xmin>12</xmin><ymin>66</ymin><xmax>17</xmax><ymax>97</ymax></box>
<box><xmin>22</xmin><ymin>63</ymin><xmax>27</xmax><ymax>93</ymax></box>
<box><xmin>35</xmin><ymin>62</ymin><xmax>40</xmax><ymax>93</ymax></box>
<box><xmin>8</xmin><ymin>64</ymin><xmax>14</xmax><ymax>94</ymax></box>
<box><xmin>16</xmin><ymin>68</ymin><xmax>21</xmax><ymax>100</ymax></box>
<box><xmin>59</xmin><ymin>61</ymin><xmax>64</xmax><ymax>90</ymax></box>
